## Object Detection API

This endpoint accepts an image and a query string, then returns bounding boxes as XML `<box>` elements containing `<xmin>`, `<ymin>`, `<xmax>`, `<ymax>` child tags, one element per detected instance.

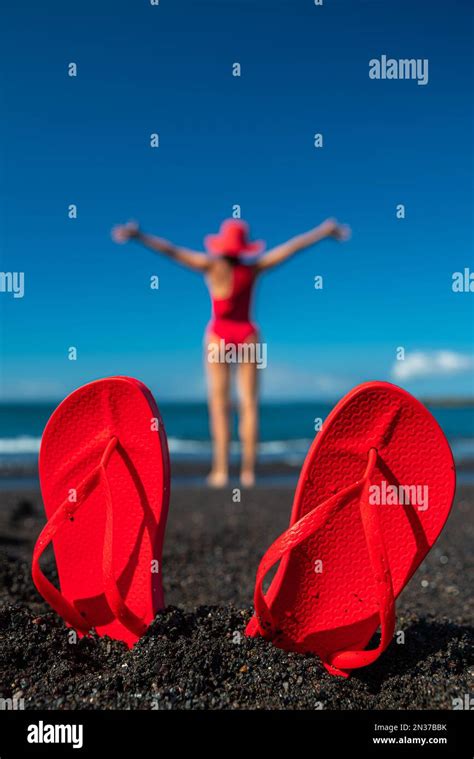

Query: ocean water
<box><xmin>0</xmin><ymin>401</ymin><xmax>473</xmax><ymax>470</ymax></box>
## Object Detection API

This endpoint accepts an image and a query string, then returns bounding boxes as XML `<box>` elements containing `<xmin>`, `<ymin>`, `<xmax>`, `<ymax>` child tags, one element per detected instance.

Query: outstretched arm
<box><xmin>111</xmin><ymin>221</ymin><xmax>210</xmax><ymax>272</ymax></box>
<box><xmin>255</xmin><ymin>218</ymin><xmax>350</xmax><ymax>272</ymax></box>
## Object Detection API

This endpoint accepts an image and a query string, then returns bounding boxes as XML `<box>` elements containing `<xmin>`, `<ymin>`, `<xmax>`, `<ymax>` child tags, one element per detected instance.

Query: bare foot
<box><xmin>240</xmin><ymin>471</ymin><xmax>255</xmax><ymax>488</ymax></box>
<box><xmin>207</xmin><ymin>470</ymin><xmax>228</xmax><ymax>488</ymax></box>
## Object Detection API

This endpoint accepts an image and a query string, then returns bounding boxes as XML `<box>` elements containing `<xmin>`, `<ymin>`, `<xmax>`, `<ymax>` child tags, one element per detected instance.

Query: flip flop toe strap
<box><xmin>100</xmin><ymin>462</ymin><xmax>148</xmax><ymax>636</ymax></box>
<box><xmin>32</xmin><ymin>436</ymin><xmax>147</xmax><ymax>637</ymax></box>
<box><xmin>253</xmin><ymin>448</ymin><xmax>396</xmax><ymax>670</ymax></box>
<box><xmin>254</xmin><ymin>477</ymin><xmax>365</xmax><ymax>636</ymax></box>
<box><xmin>32</xmin><ymin>466</ymin><xmax>100</xmax><ymax>633</ymax></box>
<box><xmin>327</xmin><ymin>473</ymin><xmax>395</xmax><ymax>670</ymax></box>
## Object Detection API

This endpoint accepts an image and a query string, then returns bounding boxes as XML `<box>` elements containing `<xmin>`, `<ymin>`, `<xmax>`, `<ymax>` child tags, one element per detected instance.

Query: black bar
<box><xmin>0</xmin><ymin>709</ymin><xmax>472</xmax><ymax>757</ymax></box>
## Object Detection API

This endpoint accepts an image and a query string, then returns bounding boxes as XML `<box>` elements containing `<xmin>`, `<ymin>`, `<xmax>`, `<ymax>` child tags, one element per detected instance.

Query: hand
<box><xmin>319</xmin><ymin>218</ymin><xmax>351</xmax><ymax>242</ymax></box>
<box><xmin>111</xmin><ymin>221</ymin><xmax>140</xmax><ymax>244</ymax></box>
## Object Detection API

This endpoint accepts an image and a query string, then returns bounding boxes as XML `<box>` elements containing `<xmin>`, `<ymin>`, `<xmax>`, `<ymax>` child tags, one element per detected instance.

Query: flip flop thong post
<box><xmin>32</xmin><ymin>377</ymin><xmax>170</xmax><ymax>646</ymax></box>
<box><xmin>246</xmin><ymin>381</ymin><xmax>456</xmax><ymax>677</ymax></box>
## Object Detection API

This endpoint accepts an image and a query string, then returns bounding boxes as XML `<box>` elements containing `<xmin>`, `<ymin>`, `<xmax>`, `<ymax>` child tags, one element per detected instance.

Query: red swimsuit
<box><xmin>208</xmin><ymin>263</ymin><xmax>257</xmax><ymax>346</ymax></box>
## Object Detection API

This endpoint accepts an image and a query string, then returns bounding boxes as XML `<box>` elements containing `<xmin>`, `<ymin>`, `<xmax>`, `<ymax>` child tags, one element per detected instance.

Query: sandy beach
<box><xmin>0</xmin><ymin>476</ymin><xmax>472</xmax><ymax>710</ymax></box>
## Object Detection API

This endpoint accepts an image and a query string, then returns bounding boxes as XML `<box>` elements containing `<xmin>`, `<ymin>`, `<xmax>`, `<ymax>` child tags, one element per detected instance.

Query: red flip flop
<box><xmin>32</xmin><ymin>377</ymin><xmax>170</xmax><ymax>647</ymax></box>
<box><xmin>246</xmin><ymin>381</ymin><xmax>456</xmax><ymax>676</ymax></box>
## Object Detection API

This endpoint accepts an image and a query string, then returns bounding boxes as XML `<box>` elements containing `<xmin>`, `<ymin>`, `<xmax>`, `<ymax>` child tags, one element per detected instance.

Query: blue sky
<box><xmin>0</xmin><ymin>0</ymin><xmax>473</xmax><ymax>401</ymax></box>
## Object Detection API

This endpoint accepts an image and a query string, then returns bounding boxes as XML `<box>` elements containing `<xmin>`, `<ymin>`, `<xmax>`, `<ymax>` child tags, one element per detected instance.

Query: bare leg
<box><xmin>206</xmin><ymin>334</ymin><xmax>231</xmax><ymax>487</ymax></box>
<box><xmin>237</xmin><ymin>337</ymin><xmax>259</xmax><ymax>487</ymax></box>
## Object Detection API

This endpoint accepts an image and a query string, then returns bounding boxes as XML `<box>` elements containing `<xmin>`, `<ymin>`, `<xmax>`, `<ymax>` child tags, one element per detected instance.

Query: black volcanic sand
<box><xmin>0</xmin><ymin>484</ymin><xmax>472</xmax><ymax>710</ymax></box>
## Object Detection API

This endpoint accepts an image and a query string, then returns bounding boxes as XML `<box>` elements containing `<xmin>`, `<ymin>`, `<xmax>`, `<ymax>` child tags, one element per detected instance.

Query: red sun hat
<box><xmin>204</xmin><ymin>219</ymin><xmax>265</xmax><ymax>257</ymax></box>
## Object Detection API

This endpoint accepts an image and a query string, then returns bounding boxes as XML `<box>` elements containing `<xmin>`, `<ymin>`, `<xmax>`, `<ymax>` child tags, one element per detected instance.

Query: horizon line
<box><xmin>0</xmin><ymin>395</ymin><xmax>473</xmax><ymax>408</ymax></box>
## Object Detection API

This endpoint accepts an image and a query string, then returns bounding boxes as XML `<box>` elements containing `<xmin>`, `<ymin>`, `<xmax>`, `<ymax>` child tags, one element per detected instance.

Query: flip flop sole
<box><xmin>37</xmin><ymin>377</ymin><xmax>170</xmax><ymax>645</ymax></box>
<box><xmin>246</xmin><ymin>381</ymin><xmax>456</xmax><ymax>666</ymax></box>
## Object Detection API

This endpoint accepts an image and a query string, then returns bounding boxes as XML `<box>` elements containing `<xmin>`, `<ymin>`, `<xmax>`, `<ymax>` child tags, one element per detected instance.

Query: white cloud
<box><xmin>392</xmin><ymin>350</ymin><xmax>474</xmax><ymax>381</ymax></box>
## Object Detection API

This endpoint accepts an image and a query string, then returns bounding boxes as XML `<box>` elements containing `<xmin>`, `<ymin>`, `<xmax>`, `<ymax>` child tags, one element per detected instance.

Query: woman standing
<box><xmin>112</xmin><ymin>217</ymin><xmax>350</xmax><ymax>486</ymax></box>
